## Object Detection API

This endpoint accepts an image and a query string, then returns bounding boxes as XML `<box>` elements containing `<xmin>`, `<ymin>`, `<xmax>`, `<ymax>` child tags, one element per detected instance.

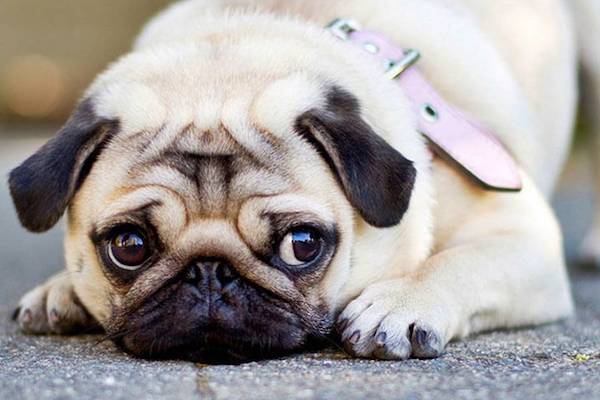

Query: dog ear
<box><xmin>8</xmin><ymin>99</ymin><xmax>118</xmax><ymax>232</ymax></box>
<box><xmin>295</xmin><ymin>86</ymin><xmax>416</xmax><ymax>228</ymax></box>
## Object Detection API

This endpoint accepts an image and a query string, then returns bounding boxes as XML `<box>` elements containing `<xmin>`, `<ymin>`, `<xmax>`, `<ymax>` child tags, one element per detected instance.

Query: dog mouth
<box><xmin>107</xmin><ymin>277</ymin><xmax>333</xmax><ymax>363</ymax></box>
<box><xmin>114</xmin><ymin>330</ymin><xmax>280</xmax><ymax>364</ymax></box>
<box><xmin>113</xmin><ymin>321</ymin><xmax>326</xmax><ymax>364</ymax></box>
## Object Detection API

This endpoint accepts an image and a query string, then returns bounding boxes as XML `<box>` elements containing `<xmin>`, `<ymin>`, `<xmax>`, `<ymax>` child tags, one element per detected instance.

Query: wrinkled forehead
<box><xmin>88</xmin><ymin>42</ymin><xmax>330</xmax><ymax>136</ymax></box>
<box><xmin>115</xmin><ymin>124</ymin><xmax>292</xmax><ymax>219</ymax></box>
<box><xmin>76</xmin><ymin>67</ymin><xmax>340</xmax><ymax>224</ymax></box>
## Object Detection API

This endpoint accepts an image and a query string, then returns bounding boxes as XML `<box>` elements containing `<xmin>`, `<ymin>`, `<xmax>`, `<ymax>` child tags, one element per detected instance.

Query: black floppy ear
<box><xmin>8</xmin><ymin>99</ymin><xmax>118</xmax><ymax>232</ymax></box>
<box><xmin>295</xmin><ymin>86</ymin><xmax>416</xmax><ymax>228</ymax></box>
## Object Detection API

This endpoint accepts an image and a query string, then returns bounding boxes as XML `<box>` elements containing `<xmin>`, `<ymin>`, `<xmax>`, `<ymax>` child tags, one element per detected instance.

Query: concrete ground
<box><xmin>0</xmin><ymin>129</ymin><xmax>599</xmax><ymax>400</ymax></box>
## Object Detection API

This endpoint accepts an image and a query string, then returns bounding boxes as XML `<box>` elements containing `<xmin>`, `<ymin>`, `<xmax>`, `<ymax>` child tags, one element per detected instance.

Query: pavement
<box><xmin>0</xmin><ymin>129</ymin><xmax>599</xmax><ymax>400</ymax></box>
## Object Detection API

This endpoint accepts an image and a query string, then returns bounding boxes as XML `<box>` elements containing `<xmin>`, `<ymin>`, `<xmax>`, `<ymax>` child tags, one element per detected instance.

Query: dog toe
<box><xmin>372</xmin><ymin>330</ymin><xmax>412</xmax><ymax>360</ymax></box>
<box><xmin>339</xmin><ymin>303</ymin><xmax>389</xmax><ymax>357</ymax></box>
<box><xmin>337</xmin><ymin>279</ymin><xmax>455</xmax><ymax>360</ymax></box>
<box><xmin>16</xmin><ymin>285</ymin><xmax>51</xmax><ymax>334</ymax></box>
<box><xmin>45</xmin><ymin>279</ymin><xmax>91</xmax><ymax>334</ymax></box>
<box><xmin>410</xmin><ymin>323</ymin><xmax>444</xmax><ymax>359</ymax></box>
<box><xmin>15</xmin><ymin>273</ymin><xmax>95</xmax><ymax>335</ymax></box>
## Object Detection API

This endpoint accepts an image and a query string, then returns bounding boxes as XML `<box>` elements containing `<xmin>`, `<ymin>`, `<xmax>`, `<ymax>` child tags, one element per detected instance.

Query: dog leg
<box><xmin>574</xmin><ymin>0</ymin><xmax>600</xmax><ymax>267</ymax></box>
<box><xmin>339</xmin><ymin>179</ymin><xmax>574</xmax><ymax>360</ymax></box>
<box><xmin>338</xmin><ymin>235</ymin><xmax>573</xmax><ymax>360</ymax></box>
<box><xmin>13</xmin><ymin>272</ymin><xmax>97</xmax><ymax>334</ymax></box>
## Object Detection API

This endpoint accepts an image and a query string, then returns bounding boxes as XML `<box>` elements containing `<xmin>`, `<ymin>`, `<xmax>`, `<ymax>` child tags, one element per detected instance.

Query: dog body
<box><xmin>10</xmin><ymin>0</ymin><xmax>599</xmax><ymax>360</ymax></box>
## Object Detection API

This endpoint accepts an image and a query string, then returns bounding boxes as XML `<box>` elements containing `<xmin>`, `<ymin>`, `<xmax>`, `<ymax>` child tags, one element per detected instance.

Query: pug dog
<box><xmin>10</xmin><ymin>0</ymin><xmax>600</xmax><ymax>362</ymax></box>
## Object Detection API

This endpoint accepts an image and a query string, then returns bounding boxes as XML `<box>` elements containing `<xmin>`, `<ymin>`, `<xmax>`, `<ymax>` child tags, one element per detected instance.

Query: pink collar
<box><xmin>327</xmin><ymin>19</ymin><xmax>522</xmax><ymax>191</ymax></box>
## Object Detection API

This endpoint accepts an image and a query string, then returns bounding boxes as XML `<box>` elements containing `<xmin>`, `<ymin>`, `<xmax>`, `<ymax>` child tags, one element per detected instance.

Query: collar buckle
<box><xmin>385</xmin><ymin>49</ymin><xmax>421</xmax><ymax>80</ymax></box>
<box><xmin>326</xmin><ymin>18</ymin><xmax>361</xmax><ymax>40</ymax></box>
<box><xmin>327</xmin><ymin>19</ymin><xmax>420</xmax><ymax>80</ymax></box>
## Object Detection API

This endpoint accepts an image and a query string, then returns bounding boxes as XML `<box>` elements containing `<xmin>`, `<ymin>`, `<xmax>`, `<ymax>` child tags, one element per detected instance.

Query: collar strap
<box><xmin>327</xmin><ymin>19</ymin><xmax>522</xmax><ymax>192</ymax></box>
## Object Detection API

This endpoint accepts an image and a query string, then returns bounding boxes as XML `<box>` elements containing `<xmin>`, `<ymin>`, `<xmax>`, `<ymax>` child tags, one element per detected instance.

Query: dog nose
<box><xmin>183</xmin><ymin>258</ymin><xmax>238</xmax><ymax>289</ymax></box>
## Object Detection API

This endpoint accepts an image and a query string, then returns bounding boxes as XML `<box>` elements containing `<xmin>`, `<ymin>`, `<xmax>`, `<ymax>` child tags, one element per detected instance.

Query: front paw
<box><xmin>337</xmin><ymin>279</ymin><xmax>458</xmax><ymax>360</ymax></box>
<box><xmin>13</xmin><ymin>273</ymin><xmax>95</xmax><ymax>335</ymax></box>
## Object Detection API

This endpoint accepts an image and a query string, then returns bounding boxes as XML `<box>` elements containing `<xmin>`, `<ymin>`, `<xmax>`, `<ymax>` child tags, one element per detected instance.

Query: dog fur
<box><xmin>9</xmin><ymin>0</ymin><xmax>600</xmax><ymax>361</ymax></box>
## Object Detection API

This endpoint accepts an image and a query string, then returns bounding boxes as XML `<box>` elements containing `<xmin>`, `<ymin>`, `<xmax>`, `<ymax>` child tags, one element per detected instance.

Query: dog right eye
<box><xmin>278</xmin><ymin>227</ymin><xmax>323</xmax><ymax>267</ymax></box>
<box><xmin>107</xmin><ymin>229</ymin><xmax>150</xmax><ymax>270</ymax></box>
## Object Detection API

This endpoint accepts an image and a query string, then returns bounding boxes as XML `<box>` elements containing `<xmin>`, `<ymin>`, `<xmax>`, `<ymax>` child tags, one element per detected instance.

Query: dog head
<box><xmin>8</xmin><ymin>15</ymin><xmax>431</xmax><ymax>362</ymax></box>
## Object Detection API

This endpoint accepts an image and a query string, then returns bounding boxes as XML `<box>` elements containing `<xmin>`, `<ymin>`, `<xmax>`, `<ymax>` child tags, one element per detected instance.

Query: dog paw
<box><xmin>13</xmin><ymin>273</ymin><xmax>95</xmax><ymax>335</ymax></box>
<box><xmin>337</xmin><ymin>279</ymin><xmax>457</xmax><ymax>360</ymax></box>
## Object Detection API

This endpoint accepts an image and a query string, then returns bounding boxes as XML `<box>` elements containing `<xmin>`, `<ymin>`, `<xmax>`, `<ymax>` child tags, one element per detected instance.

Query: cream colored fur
<box><xmin>15</xmin><ymin>0</ymin><xmax>599</xmax><ymax>359</ymax></box>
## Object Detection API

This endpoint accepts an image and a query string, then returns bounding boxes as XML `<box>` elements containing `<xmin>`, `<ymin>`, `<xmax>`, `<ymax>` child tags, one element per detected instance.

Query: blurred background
<box><xmin>0</xmin><ymin>0</ymin><xmax>592</xmax><ymax>141</ymax></box>
<box><xmin>0</xmin><ymin>0</ymin><xmax>172</xmax><ymax>127</ymax></box>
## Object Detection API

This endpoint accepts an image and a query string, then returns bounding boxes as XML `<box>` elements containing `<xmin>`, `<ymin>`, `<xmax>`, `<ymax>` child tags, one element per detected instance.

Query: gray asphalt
<box><xmin>0</xmin><ymin>131</ymin><xmax>599</xmax><ymax>400</ymax></box>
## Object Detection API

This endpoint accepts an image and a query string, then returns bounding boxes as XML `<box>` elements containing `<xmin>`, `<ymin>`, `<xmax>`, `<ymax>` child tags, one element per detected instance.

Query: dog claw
<box><xmin>348</xmin><ymin>330</ymin><xmax>361</xmax><ymax>345</ymax></box>
<box><xmin>11</xmin><ymin>307</ymin><xmax>20</xmax><ymax>321</ymax></box>
<box><xmin>375</xmin><ymin>331</ymin><xmax>387</xmax><ymax>347</ymax></box>
<box><xmin>336</xmin><ymin>318</ymin><xmax>349</xmax><ymax>333</ymax></box>
<box><xmin>411</xmin><ymin>325</ymin><xmax>443</xmax><ymax>359</ymax></box>
<box><xmin>49</xmin><ymin>308</ymin><xmax>60</xmax><ymax>324</ymax></box>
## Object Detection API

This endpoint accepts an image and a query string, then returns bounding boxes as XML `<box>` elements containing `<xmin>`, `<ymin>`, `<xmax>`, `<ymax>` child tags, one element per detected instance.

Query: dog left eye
<box><xmin>278</xmin><ymin>228</ymin><xmax>323</xmax><ymax>266</ymax></box>
<box><xmin>107</xmin><ymin>229</ymin><xmax>150</xmax><ymax>270</ymax></box>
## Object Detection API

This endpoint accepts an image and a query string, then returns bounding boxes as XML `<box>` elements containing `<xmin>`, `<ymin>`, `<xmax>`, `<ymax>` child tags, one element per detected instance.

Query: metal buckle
<box><xmin>327</xmin><ymin>19</ymin><xmax>420</xmax><ymax>79</ymax></box>
<box><xmin>385</xmin><ymin>49</ymin><xmax>421</xmax><ymax>80</ymax></box>
<box><xmin>326</xmin><ymin>18</ymin><xmax>361</xmax><ymax>40</ymax></box>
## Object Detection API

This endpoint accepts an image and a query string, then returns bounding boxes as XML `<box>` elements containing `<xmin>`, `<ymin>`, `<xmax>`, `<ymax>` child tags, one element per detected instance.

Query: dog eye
<box><xmin>278</xmin><ymin>228</ymin><xmax>323</xmax><ymax>266</ymax></box>
<box><xmin>107</xmin><ymin>229</ymin><xmax>150</xmax><ymax>270</ymax></box>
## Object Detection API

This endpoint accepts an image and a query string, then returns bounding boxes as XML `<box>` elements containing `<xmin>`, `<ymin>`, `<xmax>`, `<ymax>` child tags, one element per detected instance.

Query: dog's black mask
<box><xmin>110</xmin><ymin>258</ymin><xmax>331</xmax><ymax>363</ymax></box>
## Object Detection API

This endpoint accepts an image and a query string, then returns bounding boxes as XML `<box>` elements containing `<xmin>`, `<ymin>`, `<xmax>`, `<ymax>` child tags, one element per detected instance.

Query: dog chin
<box><xmin>109</xmin><ymin>277</ymin><xmax>330</xmax><ymax>363</ymax></box>
<box><xmin>117</xmin><ymin>328</ymin><xmax>307</xmax><ymax>364</ymax></box>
